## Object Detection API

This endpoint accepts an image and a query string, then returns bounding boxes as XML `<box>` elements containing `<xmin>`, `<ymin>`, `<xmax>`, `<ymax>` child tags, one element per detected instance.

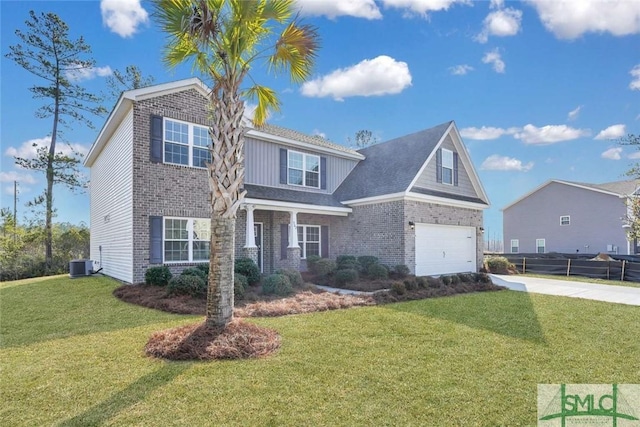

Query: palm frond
<box><xmin>244</xmin><ymin>84</ymin><xmax>280</xmax><ymax>126</ymax></box>
<box><xmin>270</xmin><ymin>22</ymin><xmax>319</xmax><ymax>83</ymax></box>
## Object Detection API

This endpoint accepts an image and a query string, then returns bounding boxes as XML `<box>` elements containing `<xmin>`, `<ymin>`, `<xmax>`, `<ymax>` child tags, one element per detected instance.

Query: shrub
<box><xmin>167</xmin><ymin>274</ymin><xmax>207</xmax><ymax>297</ymax></box>
<box><xmin>234</xmin><ymin>274</ymin><xmax>248</xmax><ymax>299</ymax></box>
<box><xmin>458</xmin><ymin>273</ymin><xmax>473</xmax><ymax>283</ymax></box>
<box><xmin>306</xmin><ymin>255</ymin><xmax>321</xmax><ymax>273</ymax></box>
<box><xmin>276</xmin><ymin>268</ymin><xmax>304</xmax><ymax>287</ymax></box>
<box><xmin>196</xmin><ymin>263</ymin><xmax>209</xmax><ymax>276</ymax></box>
<box><xmin>357</xmin><ymin>256</ymin><xmax>379</xmax><ymax>272</ymax></box>
<box><xmin>334</xmin><ymin>268</ymin><xmax>359</xmax><ymax>287</ymax></box>
<box><xmin>313</xmin><ymin>258</ymin><xmax>337</xmax><ymax>277</ymax></box>
<box><xmin>486</xmin><ymin>256</ymin><xmax>514</xmax><ymax>274</ymax></box>
<box><xmin>145</xmin><ymin>266</ymin><xmax>172</xmax><ymax>286</ymax></box>
<box><xmin>235</xmin><ymin>258</ymin><xmax>261</xmax><ymax>285</ymax></box>
<box><xmin>180</xmin><ymin>267</ymin><xmax>207</xmax><ymax>278</ymax></box>
<box><xmin>393</xmin><ymin>264</ymin><xmax>411</xmax><ymax>278</ymax></box>
<box><xmin>367</xmin><ymin>263</ymin><xmax>388</xmax><ymax>280</ymax></box>
<box><xmin>262</xmin><ymin>274</ymin><xmax>293</xmax><ymax>296</ymax></box>
<box><xmin>426</xmin><ymin>276</ymin><xmax>442</xmax><ymax>288</ymax></box>
<box><xmin>441</xmin><ymin>275</ymin><xmax>452</xmax><ymax>286</ymax></box>
<box><xmin>416</xmin><ymin>276</ymin><xmax>429</xmax><ymax>289</ymax></box>
<box><xmin>449</xmin><ymin>274</ymin><xmax>461</xmax><ymax>285</ymax></box>
<box><xmin>403</xmin><ymin>278</ymin><xmax>418</xmax><ymax>291</ymax></box>
<box><xmin>391</xmin><ymin>281</ymin><xmax>406</xmax><ymax>295</ymax></box>
<box><xmin>336</xmin><ymin>255</ymin><xmax>359</xmax><ymax>271</ymax></box>
<box><xmin>474</xmin><ymin>272</ymin><xmax>493</xmax><ymax>284</ymax></box>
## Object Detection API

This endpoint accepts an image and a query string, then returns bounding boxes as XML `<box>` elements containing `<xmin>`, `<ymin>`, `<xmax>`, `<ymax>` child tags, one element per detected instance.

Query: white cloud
<box><xmin>295</xmin><ymin>0</ymin><xmax>382</xmax><ymax>19</ymax></box>
<box><xmin>380</xmin><ymin>0</ymin><xmax>471</xmax><ymax>17</ymax></box>
<box><xmin>595</xmin><ymin>124</ymin><xmax>626</xmax><ymax>140</ymax></box>
<box><xmin>601</xmin><ymin>147</ymin><xmax>623</xmax><ymax>160</ymax></box>
<box><xmin>301</xmin><ymin>55</ymin><xmax>412</xmax><ymax>101</ymax></box>
<box><xmin>449</xmin><ymin>64</ymin><xmax>474</xmax><ymax>75</ymax></box>
<box><xmin>5</xmin><ymin>137</ymin><xmax>89</xmax><ymax>159</ymax></box>
<box><xmin>513</xmin><ymin>124</ymin><xmax>590</xmax><ymax>144</ymax></box>
<box><xmin>312</xmin><ymin>129</ymin><xmax>327</xmax><ymax>139</ymax></box>
<box><xmin>526</xmin><ymin>0</ymin><xmax>640</xmax><ymax>39</ymax></box>
<box><xmin>481</xmin><ymin>154</ymin><xmax>533</xmax><ymax>171</ymax></box>
<box><xmin>65</xmin><ymin>65</ymin><xmax>112</xmax><ymax>82</ymax></box>
<box><xmin>482</xmin><ymin>49</ymin><xmax>505</xmax><ymax>73</ymax></box>
<box><xmin>628</xmin><ymin>151</ymin><xmax>640</xmax><ymax>160</ymax></box>
<box><xmin>0</xmin><ymin>171</ymin><xmax>37</xmax><ymax>185</ymax></box>
<box><xmin>460</xmin><ymin>126</ymin><xmax>509</xmax><ymax>140</ymax></box>
<box><xmin>100</xmin><ymin>0</ymin><xmax>149</xmax><ymax>38</ymax></box>
<box><xmin>567</xmin><ymin>105</ymin><xmax>582</xmax><ymax>121</ymax></box>
<box><xmin>476</xmin><ymin>8</ymin><xmax>523</xmax><ymax>43</ymax></box>
<box><xmin>630</xmin><ymin>65</ymin><xmax>640</xmax><ymax>91</ymax></box>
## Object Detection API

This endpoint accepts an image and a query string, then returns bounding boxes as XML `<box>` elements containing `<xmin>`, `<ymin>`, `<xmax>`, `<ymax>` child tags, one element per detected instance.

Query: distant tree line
<box><xmin>0</xmin><ymin>210</ymin><xmax>89</xmax><ymax>281</ymax></box>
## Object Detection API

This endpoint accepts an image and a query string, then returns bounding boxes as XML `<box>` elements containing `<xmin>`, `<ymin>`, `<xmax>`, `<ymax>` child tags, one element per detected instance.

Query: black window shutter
<box><xmin>280</xmin><ymin>148</ymin><xmax>288</xmax><ymax>184</ymax></box>
<box><xmin>150</xmin><ymin>115</ymin><xmax>163</xmax><ymax>163</ymax></box>
<box><xmin>453</xmin><ymin>152</ymin><xmax>459</xmax><ymax>186</ymax></box>
<box><xmin>280</xmin><ymin>224</ymin><xmax>288</xmax><ymax>259</ymax></box>
<box><xmin>321</xmin><ymin>226</ymin><xmax>329</xmax><ymax>258</ymax></box>
<box><xmin>149</xmin><ymin>216</ymin><xmax>163</xmax><ymax>264</ymax></box>
<box><xmin>436</xmin><ymin>148</ymin><xmax>442</xmax><ymax>183</ymax></box>
<box><xmin>320</xmin><ymin>157</ymin><xmax>327</xmax><ymax>190</ymax></box>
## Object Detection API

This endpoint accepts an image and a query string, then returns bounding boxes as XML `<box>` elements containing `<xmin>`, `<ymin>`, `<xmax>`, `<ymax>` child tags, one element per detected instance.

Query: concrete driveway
<box><xmin>490</xmin><ymin>274</ymin><xmax>640</xmax><ymax>306</ymax></box>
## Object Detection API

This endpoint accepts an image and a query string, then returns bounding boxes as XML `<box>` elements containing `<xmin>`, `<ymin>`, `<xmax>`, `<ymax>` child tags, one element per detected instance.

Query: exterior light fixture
<box><xmin>479</xmin><ymin>227</ymin><xmax>485</xmax><ymax>233</ymax></box>
<box><xmin>409</xmin><ymin>221</ymin><xmax>415</xmax><ymax>230</ymax></box>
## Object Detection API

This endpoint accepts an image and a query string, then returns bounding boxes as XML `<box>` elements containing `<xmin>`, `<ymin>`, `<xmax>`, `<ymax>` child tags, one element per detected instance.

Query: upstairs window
<box><xmin>436</xmin><ymin>148</ymin><xmax>458</xmax><ymax>186</ymax></box>
<box><xmin>288</xmin><ymin>150</ymin><xmax>320</xmax><ymax>188</ymax></box>
<box><xmin>441</xmin><ymin>148</ymin><xmax>454</xmax><ymax>185</ymax></box>
<box><xmin>560</xmin><ymin>215</ymin><xmax>570</xmax><ymax>226</ymax></box>
<box><xmin>163</xmin><ymin>118</ymin><xmax>212</xmax><ymax>168</ymax></box>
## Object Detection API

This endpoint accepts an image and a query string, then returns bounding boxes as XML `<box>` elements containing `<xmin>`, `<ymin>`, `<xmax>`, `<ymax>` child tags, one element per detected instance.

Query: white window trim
<box><xmin>536</xmin><ymin>238</ymin><xmax>546</xmax><ymax>254</ymax></box>
<box><xmin>560</xmin><ymin>215</ymin><xmax>570</xmax><ymax>226</ymax></box>
<box><xmin>441</xmin><ymin>148</ymin><xmax>454</xmax><ymax>186</ymax></box>
<box><xmin>510</xmin><ymin>239</ymin><xmax>519</xmax><ymax>253</ymax></box>
<box><xmin>163</xmin><ymin>217</ymin><xmax>211</xmax><ymax>263</ymax></box>
<box><xmin>297</xmin><ymin>224</ymin><xmax>321</xmax><ymax>259</ymax></box>
<box><xmin>288</xmin><ymin>150</ymin><xmax>320</xmax><ymax>189</ymax></box>
<box><xmin>163</xmin><ymin>118</ymin><xmax>211</xmax><ymax>169</ymax></box>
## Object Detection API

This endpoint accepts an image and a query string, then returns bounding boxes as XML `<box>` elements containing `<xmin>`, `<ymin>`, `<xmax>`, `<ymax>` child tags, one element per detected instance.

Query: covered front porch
<box><xmin>236</xmin><ymin>198</ymin><xmax>351</xmax><ymax>274</ymax></box>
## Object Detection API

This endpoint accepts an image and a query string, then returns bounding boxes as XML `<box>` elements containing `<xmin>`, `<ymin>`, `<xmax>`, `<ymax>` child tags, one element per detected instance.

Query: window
<box><xmin>560</xmin><ymin>215</ymin><xmax>570</xmax><ymax>226</ymax></box>
<box><xmin>441</xmin><ymin>148</ymin><xmax>454</xmax><ymax>185</ymax></box>
<box><xmin>164</xmin><ymin>217</ymin><xmax>211</xmax><ymax>262</ymax></box>
<box><xmin>536</xmin><ymin>238</ymin><xmax>546</xmax><ymax>254</ymax></box>
<box><xmin>297</xmin><ymin>225</ymin><xmax>320</xmax><ymax>259</ymax></box>
<box><xmin>510</xmin><ymin>239</ymin><xmax>519</xmax><ymax>253</ymax></box>
<box><xmin>164</xmin><ymin>118</ymin><xmax>212</xmax><ymax>168</ymax></box>
<box><xmin>288</xmin><ymin>150</ymin><xmax>320</xmax><ymax>188</ymax></box>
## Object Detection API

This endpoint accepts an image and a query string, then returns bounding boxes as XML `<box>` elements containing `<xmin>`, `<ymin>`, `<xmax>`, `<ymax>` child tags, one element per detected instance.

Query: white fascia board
<box><xmin>134</xmin><ymin>78</ymin><xmax>210</xmax><ymax>101</ymax></box>
<box><xmin>243</xmin><ymin>198</ymin><xmax>352</xmax><ymax>216</ymax></box>
<box><xmin>340</xmin><ymin>192</ymin><xmax>407</xmax><ymax>207</ymax></box>
<box><xmin>247</xmin><ymin>129</ymin><xmax>365</xmax><ymax>161</ymax></box>
<box><xmin>448</xmin><ymin>123</ymin><xmax>491</xmax><ymax>204</ymax></box>
<box><xmin>405</xmin><ymin>124</ymin><xmax>451</xmax><ymax>191</ymax></box>
<box><xmin>405</xmin><ymin>192</ymin><xmax>490</xmax><ymax>210</ymax></box>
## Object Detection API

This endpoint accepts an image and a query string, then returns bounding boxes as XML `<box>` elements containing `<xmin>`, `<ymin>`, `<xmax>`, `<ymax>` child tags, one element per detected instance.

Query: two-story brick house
<box><xmin>85</xmin><ymin>78</ymin><xmax>490</xmax><ymax>284</ymax></box>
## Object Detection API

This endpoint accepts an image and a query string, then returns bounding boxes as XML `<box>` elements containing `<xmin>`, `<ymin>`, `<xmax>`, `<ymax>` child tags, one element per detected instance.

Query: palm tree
<box><xmin>154</xmin><ymin>0</ymin><xmax>319</xmax><ymax>327</ymax></box>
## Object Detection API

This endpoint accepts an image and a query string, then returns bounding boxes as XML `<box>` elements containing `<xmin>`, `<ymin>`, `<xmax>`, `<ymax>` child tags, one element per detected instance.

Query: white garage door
<box><xmin>415</xmin><ymin>224</ymin><xmax>476</xmax><ymax>276</ymax></box>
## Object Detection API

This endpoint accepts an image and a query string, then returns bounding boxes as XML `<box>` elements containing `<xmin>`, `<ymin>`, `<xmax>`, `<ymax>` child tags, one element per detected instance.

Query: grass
<box><xmin>2</xmin><ymin>275</ymin><xmax>639</xmax><ymax>426</ymax></box>
<box><xmin>520</xmin><ymin>273</ymin><xmax>640</xmax><ymax>288</ymax></box>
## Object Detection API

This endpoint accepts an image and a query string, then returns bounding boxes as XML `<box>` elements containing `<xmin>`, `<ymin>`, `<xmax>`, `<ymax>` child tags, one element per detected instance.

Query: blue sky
<box><xmin>1</xmin><ymin>0</ymin><xmax>639</xmax><ymax>244</ymax></box>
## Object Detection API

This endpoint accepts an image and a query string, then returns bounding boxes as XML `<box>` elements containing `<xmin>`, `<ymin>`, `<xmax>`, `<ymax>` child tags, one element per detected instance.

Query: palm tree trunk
<box><xmin>205</xmin><ymin>80</ymin><xmax>246</xmax><ymax>327</ymax></box>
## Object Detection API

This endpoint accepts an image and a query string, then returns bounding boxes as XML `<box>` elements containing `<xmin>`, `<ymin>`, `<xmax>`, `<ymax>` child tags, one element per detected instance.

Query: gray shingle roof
<box><xmin>561</xmin><ymin>179</ymin><xmax>639</xmax><ymax>196</ymax></box>
<box><xmin>334</xmin><ymin>121</ymin><xmax>452</xmax><ymax>201</ymax></box>
<box><xmin>254</xmin><ymin>123</ymin><xmax>359</xmax><ymax>156</ymax></box>
<box><xmin>244</xmin><ymin>184</ymin><xmax>345</xmax><ymax>207</ymax></box>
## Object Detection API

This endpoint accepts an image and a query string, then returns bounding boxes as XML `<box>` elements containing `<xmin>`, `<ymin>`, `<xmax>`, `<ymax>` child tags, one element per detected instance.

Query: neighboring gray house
<box><xmin>85</xmin><ymin>78</ymin><xmax>490</xmax><ymax>284</ymax></box>
<box><xmin>502</xmin><ymin>179</ymin><xmax>638</xmax><ymax>255</ymax></box>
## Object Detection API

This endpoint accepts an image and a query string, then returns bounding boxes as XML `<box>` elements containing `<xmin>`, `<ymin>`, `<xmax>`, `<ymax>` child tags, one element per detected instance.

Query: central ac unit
<box><xmin>69</xmin><ymin>259</ymin><xmax>93</xmax><ymax>278</ymax></box>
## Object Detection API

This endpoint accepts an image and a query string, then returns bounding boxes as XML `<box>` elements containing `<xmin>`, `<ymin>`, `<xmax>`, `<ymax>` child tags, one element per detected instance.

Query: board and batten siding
<box><xmin>89</xmin><ymin>108</ymin><xmax>134</xmax><ymax>283</ymax></box>
<box><xmin>413</xmin><ymin>135</ymin><xmax>477</xmax><ymax>199</ymax></box>
<box><xmin>244</xmin><ymin>137</ymin><xmax>358</xmax><ymax>193</ymax></box>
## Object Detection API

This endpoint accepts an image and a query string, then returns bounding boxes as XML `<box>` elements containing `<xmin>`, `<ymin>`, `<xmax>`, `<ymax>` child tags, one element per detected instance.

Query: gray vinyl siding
<box><xmin>244</xmin><ymin>137</ymin><xmax>358</xmax><ymax>193</ymax></box>
<box><xmin>413</xmin><ymin>135</ymin><xmax>477</xmax><ymax>199</ymax></box>
<box><xmin>503</xmin><ymin>182</ymin><xmax>628</xmax><ymax>254</ymax></box>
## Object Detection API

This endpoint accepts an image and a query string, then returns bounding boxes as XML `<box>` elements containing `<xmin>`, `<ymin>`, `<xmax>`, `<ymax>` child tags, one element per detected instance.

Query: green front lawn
<box><xmin>1</xmin><ymin>275</ymin><xmax>638</xmax><ymax>426</ymax></box>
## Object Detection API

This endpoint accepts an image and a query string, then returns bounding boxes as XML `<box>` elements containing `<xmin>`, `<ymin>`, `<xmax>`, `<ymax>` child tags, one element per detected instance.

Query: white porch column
<box><xmin>288</xmin><ymin>210</ymin><xmax>299</xmax><ymax>248</ymax></box>
<box><xmin>243</xmin><ymin>205</ymin><xmax>257</xmax><ymax>248</ymax></box>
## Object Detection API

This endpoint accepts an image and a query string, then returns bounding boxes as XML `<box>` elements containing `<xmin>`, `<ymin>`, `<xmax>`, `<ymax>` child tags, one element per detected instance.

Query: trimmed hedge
<box><xmin>334</xmin><ymin>268</ymin><xmax>359</xmax><ymax>287</ymax></box>
<box><xmin>367</xmin><ymin>263</ymin><xmax>388</xmax><ymax>280</ymax></box>
<box><xmin>145</xmin><ymin>266</ymin><xmax>172</xmax><ymax>286</ymax></box>
<box><xmin>234</xmin><ymin>258</ymin><xmax>260</xmax><ymax>285</ymax></box>
<box><xmin>262</xmin><ymin>274</ymin><xmax>293</xmax><ymax>296</ymax></box>
<box><xmin>276</xmin><ymin>268</ymin><xmax>304</xmax><ymax>287</ymax></box>
<box><xmin>167</xmin><ymin>275</ymin><xmax>207</xmax><ymax>297</ymax></box>
<box><xmin>234</xmin><ymin>273</ymin><xmax>248</xmax><ymax>299</ymax></box>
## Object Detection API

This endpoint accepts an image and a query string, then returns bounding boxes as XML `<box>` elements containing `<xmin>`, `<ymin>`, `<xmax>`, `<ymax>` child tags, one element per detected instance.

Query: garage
<box><xmin>415</xmin><ymin>223</ymin><xmax>476</xmax><ymax>276</ymax></box>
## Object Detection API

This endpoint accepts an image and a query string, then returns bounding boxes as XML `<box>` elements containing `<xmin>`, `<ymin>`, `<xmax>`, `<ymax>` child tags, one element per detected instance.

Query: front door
<box><xmin>254</xmin><ymin>223</ymin><xmax>263</xmax><ymax>272</ymax></box>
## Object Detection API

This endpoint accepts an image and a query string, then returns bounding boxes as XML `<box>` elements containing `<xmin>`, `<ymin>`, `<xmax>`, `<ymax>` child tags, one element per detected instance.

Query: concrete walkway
<box><xmin>490</xmin><ymin>274</ymin><xmax>640</xmax><ymax>306</ymax></box>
